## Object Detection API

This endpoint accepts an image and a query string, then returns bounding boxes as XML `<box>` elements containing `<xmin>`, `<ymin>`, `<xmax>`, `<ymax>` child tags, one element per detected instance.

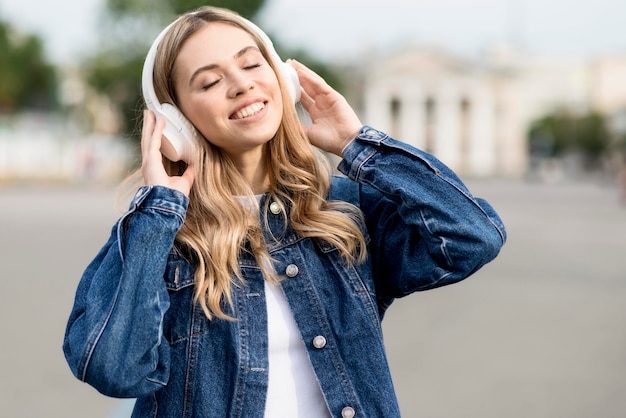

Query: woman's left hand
<box><xmin>288</xmin><ymin>60</ymin><xmax>362</xmax><ymax>157</ymax></box>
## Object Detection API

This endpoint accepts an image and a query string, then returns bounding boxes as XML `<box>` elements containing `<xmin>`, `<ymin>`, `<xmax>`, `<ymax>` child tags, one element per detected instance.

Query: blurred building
<box><xmin>358</xmin><ymin>45</ymin><xmax>626</xmax><ymax>179</ymax></box>
<box><xmin>590</xmin><ymin>53</ymin><xmax>626</xmax><ymax>114</ymax></box>
<box><xmin>0</xmin><ymin>112</ymin><xmax>133</xmax><ymax>184</ymax></box>
<box><xmin>0</xmin><ymin>67</ymin><xmax>134</xmax><ymax>184</ymax></box>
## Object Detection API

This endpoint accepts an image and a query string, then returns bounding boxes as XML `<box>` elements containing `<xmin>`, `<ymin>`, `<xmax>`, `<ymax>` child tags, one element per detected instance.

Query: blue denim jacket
<box><xmin>63</xmin><ymin>126</ymin><xmax>506</xmax><ymax>417</ymax></box>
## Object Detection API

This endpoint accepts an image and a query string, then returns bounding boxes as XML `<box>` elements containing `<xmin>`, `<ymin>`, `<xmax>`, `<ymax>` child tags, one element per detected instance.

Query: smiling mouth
<box><xmin>230</xmin><ymin>102</ymin><xmax>266</xmax><ymax>120</ymax></box>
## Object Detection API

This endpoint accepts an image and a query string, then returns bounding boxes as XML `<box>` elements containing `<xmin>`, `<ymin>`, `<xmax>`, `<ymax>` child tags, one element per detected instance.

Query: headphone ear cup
<box><xmin>156</xmin><ymin>103</ymin><xmax>198</xmax><ymax>162</ymax></box>
<box><xmin>279</xmin><ymin>62</ymin><xmax>301</xmax><ymax>104</ymax></box>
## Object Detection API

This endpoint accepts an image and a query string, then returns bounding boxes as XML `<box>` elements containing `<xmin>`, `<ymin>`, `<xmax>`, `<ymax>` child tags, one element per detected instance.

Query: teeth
<box><xmin>232</xmin><ymin>102</ymin><xmax>265</xmax><ymax>120</ymax></box>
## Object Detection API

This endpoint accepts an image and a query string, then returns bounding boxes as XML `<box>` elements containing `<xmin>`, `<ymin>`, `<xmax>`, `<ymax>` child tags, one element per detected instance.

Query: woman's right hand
<box><xmin>141</xmin><ymin>110</ymin><xmax>195</xmax><ymax>197</ymax></box>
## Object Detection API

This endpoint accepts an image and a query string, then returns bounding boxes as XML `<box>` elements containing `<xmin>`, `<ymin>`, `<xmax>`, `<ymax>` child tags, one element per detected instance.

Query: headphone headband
<box><xmin>141</xmin><ymin>19</ymin><xmax>177</xmax><ymax>115</ymax></box>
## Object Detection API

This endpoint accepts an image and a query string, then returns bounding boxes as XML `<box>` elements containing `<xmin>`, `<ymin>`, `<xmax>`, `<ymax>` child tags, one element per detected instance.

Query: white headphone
<box><xmin>141</xmin><ymin>12</ymin><xmax>301</xmax><ymax>162</ymax></box>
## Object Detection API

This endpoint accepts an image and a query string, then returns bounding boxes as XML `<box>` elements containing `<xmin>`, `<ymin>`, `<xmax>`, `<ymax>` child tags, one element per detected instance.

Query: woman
<box><xmin>63</xmin><ymin>6</ymin><xmax>506</xmax><ymax>418</ymax></box>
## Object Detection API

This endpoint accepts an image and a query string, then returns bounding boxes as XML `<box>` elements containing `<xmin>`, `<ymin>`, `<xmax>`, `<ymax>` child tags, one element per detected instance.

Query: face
<box><xmin>173</xmin><ymin>22</ymin><xmax>283</xmax><ymax>160</ymax></box>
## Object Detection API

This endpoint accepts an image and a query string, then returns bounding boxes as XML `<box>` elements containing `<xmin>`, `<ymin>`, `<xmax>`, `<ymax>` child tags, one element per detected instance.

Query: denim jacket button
<box><xmin>285</xmin><ymin>264</ymin><xmax>299</xmax><ymax>277</ymax></box>
<box><xmin>269</xmin><ymin>201</ymin><xmax>281</xmax><ymax>214</ymax></box>
<box><xmin>312</xmin><ymin>335</ymin><xmax>327</xmax><ymax>349</ymax></box>
<box><xmin>341</xmin><ymin>406</ymin><xmax>356</xmax><ymax>418</ymax></box>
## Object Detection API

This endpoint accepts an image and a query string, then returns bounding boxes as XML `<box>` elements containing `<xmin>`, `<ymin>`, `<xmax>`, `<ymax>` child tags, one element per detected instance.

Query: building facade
<box><xmin>358</xmin><ymin>45</ymin><xmax>622</xmax><ymax>179</ymax></box>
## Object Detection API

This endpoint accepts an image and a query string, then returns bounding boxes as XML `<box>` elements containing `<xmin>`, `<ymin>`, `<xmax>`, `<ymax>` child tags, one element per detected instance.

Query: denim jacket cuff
<box><xmin>338</xmin><ymin>126</ymin><xmax>388</xmax><ymax>180</ymax></box>
<box><xmin>129</xmin><ymin>185</ymin><xmax>189</xmax><ymax>217</ymax></box>
<box><xmin>115</xmin><ymin>185</ymin><xmax>188</xmax><ymax>262</ymax></box>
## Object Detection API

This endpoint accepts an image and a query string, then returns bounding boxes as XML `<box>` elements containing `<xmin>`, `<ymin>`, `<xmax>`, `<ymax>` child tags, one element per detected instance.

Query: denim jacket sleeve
<box><xmin>63</xmin><ymin>185</ymin><xmax>188</xmax><ymax>398</ymax></box>
<box><xmin>337</xmin><ymin>126</ymin><xmax>506</xmax><ymax>306</ymax></box>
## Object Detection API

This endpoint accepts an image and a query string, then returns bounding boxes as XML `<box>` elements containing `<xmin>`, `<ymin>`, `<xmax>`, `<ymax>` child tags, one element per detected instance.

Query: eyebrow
<box><xmin>188</xmin><ymin>45</ymin><xmax>261</xmax><ymax>87</ymax></box>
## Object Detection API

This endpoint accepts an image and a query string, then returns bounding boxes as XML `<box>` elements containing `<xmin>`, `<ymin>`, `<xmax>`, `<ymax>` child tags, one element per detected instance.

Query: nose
<box><xmin>227</xmin><ymin>70</ymin><xmax>254</xmax><ymax>98</ymax></box>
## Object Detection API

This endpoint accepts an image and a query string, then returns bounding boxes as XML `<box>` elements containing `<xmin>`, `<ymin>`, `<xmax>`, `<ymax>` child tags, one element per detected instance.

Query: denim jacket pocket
<box><xmin>315</xmin><ymin>239</ymin><xmax>382</xmax><ymax>332</ymax></box>
<box><xmin>162</xmin><ymin>252</ymin><xmax>210</xmax><ymax>345</ymax></box>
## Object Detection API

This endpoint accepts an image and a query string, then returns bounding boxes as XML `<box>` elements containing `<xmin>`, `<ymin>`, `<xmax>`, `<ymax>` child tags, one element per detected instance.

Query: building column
<box><xmin>363</xmin><ymin>83</ymin><xmax>392</xmax><ymax>132</ymax></box>
<box><xmin>399</xmin><ymin>82</ymin><xmax>424</xmax><ymax>150</ymax></box>
<box><xmin>467</xmin><ymin>88</ymin><xmax>497</xmax><ymax>177</ymax></box>
<box><xmin>433</xmin><ymin>86</ymin><xmax>461</xmax><ymax>170</ymax></box>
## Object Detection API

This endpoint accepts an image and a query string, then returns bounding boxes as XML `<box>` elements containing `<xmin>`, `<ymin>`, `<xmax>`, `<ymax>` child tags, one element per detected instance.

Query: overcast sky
<box><xmin>2</xmin><ymin>0</ymin><xmax>626</xmax><ymax>64</ymax></box>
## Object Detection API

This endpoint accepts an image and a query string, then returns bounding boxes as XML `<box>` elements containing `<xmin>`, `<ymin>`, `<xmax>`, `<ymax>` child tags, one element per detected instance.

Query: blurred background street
<box><xmin>1</xmin><ymin>178</ymin><xmax>625</xmax><ymax>417</ymax></box>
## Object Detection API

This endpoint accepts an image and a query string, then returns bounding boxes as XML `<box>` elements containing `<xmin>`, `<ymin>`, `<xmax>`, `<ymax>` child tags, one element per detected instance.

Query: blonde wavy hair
<box><xmin>123</xmin><ymin>6</ymin><xmax>367</xmax><ymax>320</ymax></box>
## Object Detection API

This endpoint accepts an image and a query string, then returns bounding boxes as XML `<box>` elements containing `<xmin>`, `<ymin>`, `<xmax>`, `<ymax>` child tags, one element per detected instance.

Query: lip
<box><xmin>229</xmin><ymin>99</ymin><xmax>268</xmax><ymax>121</ymax></box>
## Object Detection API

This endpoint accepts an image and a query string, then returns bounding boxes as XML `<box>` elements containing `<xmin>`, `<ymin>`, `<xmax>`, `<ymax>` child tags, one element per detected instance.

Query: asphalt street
<box><xmin>1</xmin><ymin>178</ymin><xmax>624</xmax><ymax>417</ymax></box>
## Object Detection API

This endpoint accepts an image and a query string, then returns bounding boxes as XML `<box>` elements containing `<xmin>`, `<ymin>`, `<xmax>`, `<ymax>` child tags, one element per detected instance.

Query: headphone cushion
<box><xmin>157</xmin><ymin>103</ymin><xmax>197</xmax><ymax>162</ymax></box>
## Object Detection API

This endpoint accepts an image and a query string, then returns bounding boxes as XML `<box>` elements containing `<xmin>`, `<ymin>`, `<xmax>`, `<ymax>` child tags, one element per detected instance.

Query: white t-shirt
<box><xmin>264</xmin><ymin>280</ymin><xmax>331</xmax><ymax>417</ymax></box>
<box><xmin>241</xmin><ymin>195</ymin><xmax>330</xmax><ymax>416</ymax></box>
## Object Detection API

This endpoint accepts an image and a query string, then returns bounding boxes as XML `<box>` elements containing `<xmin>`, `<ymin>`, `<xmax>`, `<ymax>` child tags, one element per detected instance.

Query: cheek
<box><xmin>263</xmin><ymin>67</ymin><xmax>282</xmax><ymax>99</ymax></box>
<box><xmin>185</xmin><ymin>97</ymin><xmax>221</xmax><ymax>128</ymax></box>
<box><xmin>271</xmin><ymin>80</ymin><xmax>285</xmax><ymax>114</ymax></box>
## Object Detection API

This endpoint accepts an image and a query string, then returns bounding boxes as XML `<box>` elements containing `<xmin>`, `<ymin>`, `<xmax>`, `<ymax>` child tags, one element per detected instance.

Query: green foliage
<box><xmin>105</xmin><ymin>0</ymin><xmax>262</xmax><ymax>19</ymax></box>
<box><xmin>106</xmin><ymin>0</ymin><xmax>158</xmax><ymax>14</ymax></box>
<box><xmin>168</xmin><ymin>0</ymin><xmax>265</xmax><ymax>18</ymax></box>
<box><xmin>84</xmin><ymin>51</ymin><xmax>147</xmax><ymax>136</ymax></box>
<box><xmin>528</xmin><ymin>111</ymin><xmax>612</xmax><ymax>167</ymax></box>
<box><xmin>0</xmin><ymin>21</ymin><xmax>57</xmax><ymax>112</ymax></box>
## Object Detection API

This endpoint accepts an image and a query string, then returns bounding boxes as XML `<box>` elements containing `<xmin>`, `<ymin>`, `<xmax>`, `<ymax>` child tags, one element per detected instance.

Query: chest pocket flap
<box><xmin>163</xmin><ymin>251</ymin><xmax>196</xmax><ymax>291</ymax></box>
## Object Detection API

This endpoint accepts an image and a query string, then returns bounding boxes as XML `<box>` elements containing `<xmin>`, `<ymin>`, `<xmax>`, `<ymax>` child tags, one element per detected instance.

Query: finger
<box><xmin>141</xmin><ymin>110</ymin><xmax>166</xmax><ymax>157</ymax></box>
<box><xmin>141</xmin><ymin>110</ymin><xmax>156</xmax><ymax>157</ymax></box>
<box><xmin>180</xmin><ymin>163</ymin><xmax>196</xmax><ymax>187</ymax></box>
<box><xmin>289</xmin><ymin>59</ymin><xmax>322</xmax><ymax>82</ymax></box>
<box><xmin>150</xmin><ymin>118</ymin><xmax>165</xmax><ymax>154</ymax></box>
<box><xmin>289</xmin><ymin>60</ymin><xmax>332</xmax><ymax>98</ymax></box>
<box><xmin>141</xmin><ymin>115</ymin><xmax>168</xmax><ymax>183</ymax></box>
<box><xmin>298</xmin><ymin>87</ymin><xmax>316</xmax><ymax>114</ymax></box>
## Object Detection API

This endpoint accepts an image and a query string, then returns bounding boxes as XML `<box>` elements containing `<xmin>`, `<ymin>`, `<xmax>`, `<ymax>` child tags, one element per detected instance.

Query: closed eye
<box><xmin>200</xmin><ymin>62</ymin><xmax>261</xmax><ymax>91</ymax></box>
<box><xmin>201</xmin><ymin>80</ymin><xmax>220</xmax><ymax>91</ymax></box>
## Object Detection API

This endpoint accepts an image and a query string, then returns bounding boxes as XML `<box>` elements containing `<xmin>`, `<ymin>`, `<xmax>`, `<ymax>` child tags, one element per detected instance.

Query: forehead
<box><xmin>175</xmin><ymin>22</ymin><xmax>259</xmax><ymax>71</ymax></box>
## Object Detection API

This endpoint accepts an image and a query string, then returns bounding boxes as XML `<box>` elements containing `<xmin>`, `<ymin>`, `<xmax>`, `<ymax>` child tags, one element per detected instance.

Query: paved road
<box><xmin>1</xmin><ymin>179</ymin><xmax>625</xmax><ymax>417</ymax></box>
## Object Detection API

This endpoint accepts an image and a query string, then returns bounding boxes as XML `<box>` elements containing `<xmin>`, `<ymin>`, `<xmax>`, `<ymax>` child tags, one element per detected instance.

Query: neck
<box><xmin>229</xmin><ymin>148</ymin><xmax>270</xmax><ymax>194</ymax></box>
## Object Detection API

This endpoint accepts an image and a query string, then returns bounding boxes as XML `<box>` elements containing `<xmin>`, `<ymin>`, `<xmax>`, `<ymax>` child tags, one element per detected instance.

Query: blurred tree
<box><xmin>106</xmin><ymin>0</ymin><xmax>264</xmax><ymax>19</ymax></box>
<box><xmin>528</xmin><ymin>111</ymin><xmax>611</xmax><ymax>169</ymax></box>
<box><xmin>0</xmin><ymin>20</ymin><xmax>57</xmax><ymax>112</ymax></box>
<box><xmin>84</xmin><ymin>0</ymin><xmax>345</xmax><ymax>139</ymax></box>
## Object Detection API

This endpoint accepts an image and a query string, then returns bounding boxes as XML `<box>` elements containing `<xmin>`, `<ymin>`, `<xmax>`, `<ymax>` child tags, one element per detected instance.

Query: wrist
<box><xmin>338</xmin><ymin>125</ymin><xmax>363</xmax><ymax>157</ymax></box>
